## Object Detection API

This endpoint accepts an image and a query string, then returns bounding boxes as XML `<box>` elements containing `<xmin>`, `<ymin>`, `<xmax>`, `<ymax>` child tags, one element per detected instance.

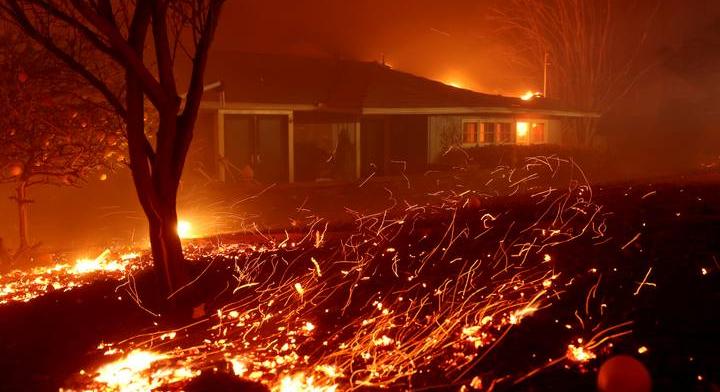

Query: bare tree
<box><xmin>0</xmin><ymin>1</ymin><xmax>225</xmax><ymax>300</ymax></box>
<box><xmin>0</xmin><ymin>30</ymin><xmax>124</xmax><ymax>263</ymax></box>
<box><xmin>494</xmin><ymin>0</ymin><xmax>659</xmax><ymax>146</ymax></box>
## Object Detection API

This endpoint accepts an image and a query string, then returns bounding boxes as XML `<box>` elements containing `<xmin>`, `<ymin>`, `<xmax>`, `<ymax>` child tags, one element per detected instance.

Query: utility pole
<box><xmin>543</xmin><ymin>51</ymin><xmax>550</xmax><ymax>97</ymax></box>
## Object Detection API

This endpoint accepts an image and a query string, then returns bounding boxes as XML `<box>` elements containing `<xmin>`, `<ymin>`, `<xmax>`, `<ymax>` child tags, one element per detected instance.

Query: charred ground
<box><xmin>0</xmin><ymin>171</ymin><xmax>717</xmax><ymax>391</ymax></box>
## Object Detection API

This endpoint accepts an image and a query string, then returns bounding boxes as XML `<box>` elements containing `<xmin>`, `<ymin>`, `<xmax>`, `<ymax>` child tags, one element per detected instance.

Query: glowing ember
<box><xmin>277</xmin><ymin>372</ymin><xmax>337</xmax><ymax>392</ymax></box>
<box><xmin>566</xmin><ymin>344</ymin><xmax>596</xmax><ymax>363</ymax></box>
<box><xmin>71</xmin><ymin>250</ymin><xmax>119</xmax><ymax>274</ymax></box>
<box><xmin>509</xmin><ymin>305</ymin><xmax>539</xmax><ymax>325</ymax></box>
<box><xmin>94</xmin><ymin>350</ymin><xmax>198</xmax><ymax>392</ymax></box>
<box><xmin>294</xmin><ymin>282</ymin><xmax>305</xmax><ymax>298</ymax></box>
<box><xmin>230</xmin><ymin>357</ymin><xmax>248</xmax><ymax>376</ymax></box>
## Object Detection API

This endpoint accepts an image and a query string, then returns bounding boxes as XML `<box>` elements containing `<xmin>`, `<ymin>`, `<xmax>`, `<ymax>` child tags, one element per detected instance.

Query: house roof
<box><xmin>200</xmin><ymin>52</ymin><xmax>593</xmax><ymax>117</ymax></box>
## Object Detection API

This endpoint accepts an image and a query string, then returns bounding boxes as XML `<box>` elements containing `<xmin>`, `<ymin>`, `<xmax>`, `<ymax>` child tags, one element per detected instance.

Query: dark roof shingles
<box><xmin>202</xmin><ymin>52</ymin><xmax>576</xmax><ymax>113</ymax></box>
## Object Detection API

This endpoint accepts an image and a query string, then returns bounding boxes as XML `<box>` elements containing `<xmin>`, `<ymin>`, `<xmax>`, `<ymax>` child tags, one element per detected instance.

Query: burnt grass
<box><xmin>0</xmin><ymin>177</ymin><xmax>719</xmax><ymax>392</ymax></box>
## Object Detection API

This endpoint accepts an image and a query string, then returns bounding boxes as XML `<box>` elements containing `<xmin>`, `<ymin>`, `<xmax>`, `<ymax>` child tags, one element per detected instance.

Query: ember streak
<box><xmin>0</xmin><ymin>157</ymin><xmax>628</xmax><ymax>391</ymax></box>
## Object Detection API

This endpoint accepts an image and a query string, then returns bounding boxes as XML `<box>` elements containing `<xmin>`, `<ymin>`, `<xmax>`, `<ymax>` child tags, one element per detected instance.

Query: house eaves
<box><xmin>200</xmin><ymin>101</ymin><xmax>319</xmax><ymax>111</ymax></box>
<box><xmin>361</xmin><ymin>106</ymin><xmax>601</xmax><ymax>118</ymax></box>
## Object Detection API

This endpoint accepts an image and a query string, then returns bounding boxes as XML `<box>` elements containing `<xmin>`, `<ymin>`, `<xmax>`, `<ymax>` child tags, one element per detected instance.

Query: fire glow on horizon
<box><xmin>521</xmin><ymin>90</ymin><xmax>542</xmax><ymax>101</ymax></box>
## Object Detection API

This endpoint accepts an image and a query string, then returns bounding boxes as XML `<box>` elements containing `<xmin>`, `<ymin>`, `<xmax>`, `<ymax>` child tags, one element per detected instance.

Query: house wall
<box><xmin>547</xmin><ymin>119</ymin><xmax>563</xmax><ymax>144</ymax></box>
<box><xmin>428</xmin><ymin>116</ymin><xmax>462</xmax><ymax>165</ymax></box>
<box><xmin>192</xmin><ymin>107</ymin><xmax>570</xmax><ymax>184</ymax></box>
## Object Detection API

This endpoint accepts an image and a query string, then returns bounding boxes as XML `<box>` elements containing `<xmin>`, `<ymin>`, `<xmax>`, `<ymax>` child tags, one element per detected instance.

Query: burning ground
<box><xmin>0</xmin><ymin>157</ymin><xmax>718</xmax><ymax>391</ymax></box>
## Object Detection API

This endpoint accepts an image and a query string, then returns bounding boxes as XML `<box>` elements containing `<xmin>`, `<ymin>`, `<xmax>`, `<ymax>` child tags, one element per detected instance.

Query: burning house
<box><xmin>192</xmin><ymin>52</ymin><xmax>596</xmax><ymax>184</ymax></box>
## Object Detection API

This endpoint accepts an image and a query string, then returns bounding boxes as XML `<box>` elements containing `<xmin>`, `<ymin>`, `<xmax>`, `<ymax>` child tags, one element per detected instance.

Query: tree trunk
<box><xmin>120</xmin><ymin>6</ymin><xmax>190</xmax><ymax>302</ymax></box>
<box><xmin>15</xmin><ymin>181</ymin><xmax>29</xmax><ymax>251</ymax></box>
<box><xmin>150</xmin><ymin>108</ymin><xmax>190</xmax><ymax>299</ymax></box>
<box><xmin>0</xmin><ymin>238</ymin><xmax>11</xmax><ymax>269</ymax></box>
<box><xmin>148</xmin><ymin>202</ymin><xmax>188</xmax><ymax>299</ymax></box>
<box><xmin>125</xmin><ymin>83</ymin><xmax>189</xmax><ymax>299</ymax></box>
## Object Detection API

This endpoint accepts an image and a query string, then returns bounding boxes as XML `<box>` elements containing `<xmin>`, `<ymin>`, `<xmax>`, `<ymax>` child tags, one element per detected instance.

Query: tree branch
<box><xmin>152</xmin><ymin>0</ymin><xmax>179</xmax><ymax>102</ymax></box>
<box><xmin>176</xmin><ymin>1</ymin><xmax>224</xmax><ymax>179</ymax></box>
<box><xmin>68</xmin><ymin>0</ymin><xmax>169</xmax><ymax>109</ymax></box>
<box><xmin>1</xmin><ymin>0</ymin><xmax>127</xmax><ymax>119</ymax></box>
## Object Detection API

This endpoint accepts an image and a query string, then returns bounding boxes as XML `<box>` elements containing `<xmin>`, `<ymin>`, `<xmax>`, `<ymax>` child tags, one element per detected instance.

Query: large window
<box><xmin>223</xmin><ymin>114</ymin><xmax>288</xmax><ymax>183</ymax></box>
<box><xmin>516</xmin><ymin>121</ymin><xmax>529</xmax><ymax>145</ymax></box>
<box><xmin>462</xmin><ymin>120</ymin><xmax>516</xmax><ymax>145</ymax></box>
<box><xmin>294</xmin><ymin>122</ymin><xmax>357</xmax><ymax>182</ymax></box>
<box><xmin>499</xmin><ymin>123</ymin><xmax>513</xmax><ymax>144</ymax></box>
<box><xmin>482</xmin><ymin>122</ymin><xmax>495</xmax><ymax>144</ymax></box>
<box><xmin>463</xmin><ymin>122</ymin><xmax>478</xmax><ymax>144</ymax></box>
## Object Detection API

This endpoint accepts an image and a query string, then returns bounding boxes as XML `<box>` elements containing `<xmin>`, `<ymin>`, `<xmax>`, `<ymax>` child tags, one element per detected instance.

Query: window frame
<box><xmin>461</xmin><ymin>120</ymin><xmax>479</xmax><ymax>146</ymax></box>
<box><xmin>497</xmin><ymin>122</ymin><xmax>515</xmax><ymax>145</ymax></box>
<box><xmin>463</xmin><ymin>118</ymin><xmax>516</xmax><ymax>145</ymax></box>
<box><xmin>514</xmin><ymin>118</ymin><xmax>548</xmax><ymax>145</ymax></box>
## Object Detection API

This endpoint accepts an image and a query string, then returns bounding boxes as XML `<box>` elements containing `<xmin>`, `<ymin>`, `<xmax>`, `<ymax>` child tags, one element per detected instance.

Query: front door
<box><xmin>360</xmin><ymin>118</ymin><xmax>386</xmax><ymax>177</ymax></box>
<box><xmin>255</xmin><ymin>116</ymin><xmax>288</xmax><ymax>182</ymax></box>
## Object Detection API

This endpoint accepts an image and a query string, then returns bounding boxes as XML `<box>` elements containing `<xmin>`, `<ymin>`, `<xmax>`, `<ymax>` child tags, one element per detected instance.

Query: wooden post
<box><xmin>543</xmin><ymin>51</ymin><xmax>550</xmax><ymax>97</ymax></box>
<box><xmin>288</xmin><ymin>113</ymin><xmax>295</xmax><ymax>183</ymax></box>
<box><xmin>0</xmin><ymin>237</ymin><xmax>10</xmax><ymax>267</ymax></box>
<box><xmin>15</xmin><ymin>181</ymin><xmax>29</xmax><ymax>250</ymax></box>
<box><xmin>217</xmin><ymin>110</ymin><xmax>225</xmax><ymax>182</ymax></box>
<box><xmin>355</xmin><ymin>120</ymin><xmax>361</xmax><ymax>179</ymax></box>
<box><xmin>383</xmin><ymin>117</ymin><xmax>391</xmax><ymax>176</ymax></box>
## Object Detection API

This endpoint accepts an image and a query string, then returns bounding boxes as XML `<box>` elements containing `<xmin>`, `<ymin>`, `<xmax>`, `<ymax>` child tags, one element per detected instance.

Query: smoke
<box><xmin>601</xmin><ymin>4</ymin><xmax>720</xmax><ymax>174</ymax></box>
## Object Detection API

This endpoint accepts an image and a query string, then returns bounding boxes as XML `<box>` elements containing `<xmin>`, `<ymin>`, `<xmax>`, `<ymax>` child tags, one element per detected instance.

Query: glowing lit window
<box><xmin>531</xmin><ymin>123</ymin><xmax>545</xmax><ymax>143</ymax></box>
<box><xmin>482</xmin><ymin>123</ymin><xmax>495</xmax><ymax>144</ymax></box>
<box><xmin>516</xmin><ymin>122</ymin><xmax>529</xmax><ymax>144</ymax></box>
<box><xmin>462</xmin><ymin>122</ymin><xmax>478</xmax><ymax>144</ymax></box>
<box><xmin>499</xmin><ymin>123</ymin><xmax>513</xmax><ymax>143</ymax></box>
